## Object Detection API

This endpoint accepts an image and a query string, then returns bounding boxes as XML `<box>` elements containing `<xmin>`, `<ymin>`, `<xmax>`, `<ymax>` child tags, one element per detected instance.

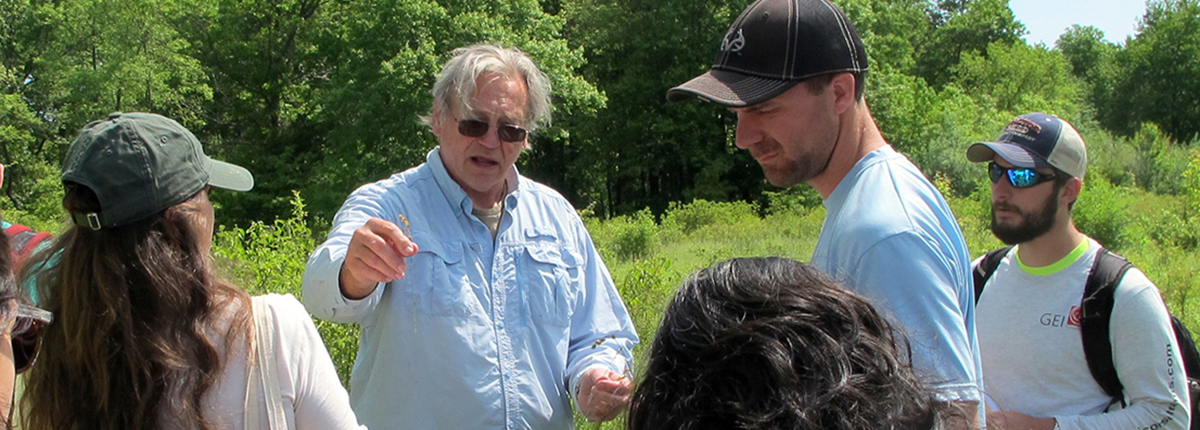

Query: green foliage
<box><xmin>898</xmin><ymin>85</ymin><xmax>1000</xmax><ymax>197</ymax></box>
<box><xmin>1084</xmin><ymin>126</ymin><xmax>1140</xmax><ymax>187</ymax></box>
<box><xmin>1109</xmin><ymin>0</ymin><xmax>1200</xmax><ymax>142</ymax></box>
<box><xmin>1146</xmin><ymin>151</ymin><xmax>1200</xmax><ymax>250</ymax></box>
<box><xmin>597</xmin><ymin>208</ymin><xmax>658</xmax><ymax>262</ymax></box>
<box><xmin>659</xmin><ymin>199</ymin><xmax>759</xmax><ymax>238</ymax></box>
<box><xmin>950</xmin><ymin>182</ymin><xmax>1004</xmax><ymax>256</ymax></box>
<box><xmin>762</xmin><ymin>185</ymin><xmax>823</xmax><ymax>215</ymax></box>
<box><xmin>1183</xmin><ymin>151</ymin><xmax>1200</xmax><ymax>219</ymax></box>
<box><xmin>0</xmin><ymin>66</ymin><xmax>61</xmax><ymax>221</ymax></box>
<box><xmin>915</xmin><ymin>0</ymin><xmax>1026</xmax><ymax>88</ymax></box>
<box><xmin>1074</xmin><ymin>174</ymin><xmax>1133</xmax><ymax>253</ymax></box>
<box><xmin>1057</xmin><ymin>25</ymin><xmax>1118</xmax><ymax>79</ymax></box>
<box><xmin>560</xmin><ymin>0</ymin><xmax>749</xmax><ymax>216</ymax></box>
<box><xmin>213</xmin><ymin>191</ymin><xmax>359</xmax><ymax>386</ymax></box>
<box><xmin>1129</xmin><ymin>123</ymin><xmax>1190</xmax><ymax>194</ymax></box>
<box><xmin>952</xmin><ymin>41</ymin><xmax>1084</xmax><ymax>116</ymax></box>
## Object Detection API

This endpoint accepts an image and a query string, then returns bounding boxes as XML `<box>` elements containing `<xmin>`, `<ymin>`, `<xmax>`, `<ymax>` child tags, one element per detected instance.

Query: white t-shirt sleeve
<box><xmin>1056</xmin><ymin>269</ymin><xmax>1190</xmax><ymax>430</ymax></box>
<box><xmin>262</xmin><ymin>294</ymin><xmax>366</xmax><ymax>430</ymax></box>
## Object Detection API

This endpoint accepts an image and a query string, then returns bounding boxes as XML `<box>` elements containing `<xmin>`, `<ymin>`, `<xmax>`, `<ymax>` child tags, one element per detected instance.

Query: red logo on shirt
<box><xmin>1067</xmin><ymin>306</ymin><xmax>1082</xmax><ymax>326</ymax></box>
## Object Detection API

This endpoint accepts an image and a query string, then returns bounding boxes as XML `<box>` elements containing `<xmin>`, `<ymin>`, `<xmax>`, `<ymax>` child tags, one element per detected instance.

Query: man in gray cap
<box><xmin>668</xmin><ymin>0</ymin><xmax>982</xmax><ymax>426</ymax></box>
<box><xmin>969</xmin><ymin>113</ymin><xmax>1190</xmax><ymax>430</ymax></box>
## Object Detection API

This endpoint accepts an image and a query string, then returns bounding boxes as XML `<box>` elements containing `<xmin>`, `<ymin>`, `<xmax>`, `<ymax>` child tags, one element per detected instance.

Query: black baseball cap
<box><xmin>667</xmin><ymin>0</ymin><xmax>868</xmax><ymax>107</ymax></box>
<box><xmin>61</xmin><ymin>112</ymin><xmax>254</xmax><ymax>230</ymax></box>
<box><xmin>966</xmin><ymin>112</ymin><xmax>1088</xmax><ymax>179</ymax></box>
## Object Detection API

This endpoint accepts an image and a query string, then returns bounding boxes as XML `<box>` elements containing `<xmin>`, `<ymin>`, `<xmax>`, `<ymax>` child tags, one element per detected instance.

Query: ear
<box><xmin>1060</xmin><ymin>177</ymin><xmax>1082</xmax><ymax>207</ymax></box>
<box><xmin>430</xmin><ymin>107</ymin><xmax>446</xmax><ymax>139</ymax></box>
<box><xmin>830</xmin><ymin>73</ymin><xmax>857</xmax><ymax>115</ymax></box>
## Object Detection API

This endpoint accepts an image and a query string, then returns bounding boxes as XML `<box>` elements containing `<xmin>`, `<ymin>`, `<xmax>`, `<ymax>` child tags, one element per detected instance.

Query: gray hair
<box><xmin>423</xmin><ymin>44</ymin><xmax>552</xmax><ymax>133</ymax></box>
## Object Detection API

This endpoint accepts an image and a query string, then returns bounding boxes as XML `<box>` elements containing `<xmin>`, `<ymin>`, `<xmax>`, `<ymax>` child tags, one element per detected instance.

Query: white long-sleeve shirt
<box><xmin>976</xmin><ymin>238</ymin><xmax>1190</xmax><ymax>430</ymax></box>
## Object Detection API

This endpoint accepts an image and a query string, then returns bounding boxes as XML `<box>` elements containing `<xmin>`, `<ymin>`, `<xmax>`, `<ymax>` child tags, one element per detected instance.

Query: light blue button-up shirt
<box><xmin>303</xmin><ymin>148</ymin><xmax>638</xmax><ymax>430</ymax></box>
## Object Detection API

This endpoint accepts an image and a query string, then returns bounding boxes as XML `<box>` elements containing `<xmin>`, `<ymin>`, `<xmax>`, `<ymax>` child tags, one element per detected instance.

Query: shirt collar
<box><xmin>823</xmin><ymin>145</ymin><xmax>897</xmax><ymax>212</ymax></box>
<box><xmin>426</xmin><ymin>147</ymin><xmax>522</xmax><ymax>216</ymax></box>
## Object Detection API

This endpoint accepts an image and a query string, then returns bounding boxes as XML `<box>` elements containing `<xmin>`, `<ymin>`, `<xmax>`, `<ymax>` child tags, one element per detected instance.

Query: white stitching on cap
<box><xmin>822</xmin><ymin>0</ymin><xmax>860</xmax><ymax>71</ymax></box>
<box><xmin>785</xmin><ymin>0</ymin><xmax>797</xmax><ymax>78</ymax></box>
<box><xmin>721</xmin><ymin>29</ymin><xmax>746</xmax><ymax>53</ymax></box>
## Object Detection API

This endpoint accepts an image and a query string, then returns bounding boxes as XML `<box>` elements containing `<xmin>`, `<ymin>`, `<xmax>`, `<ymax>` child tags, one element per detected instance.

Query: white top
<box><xmin>197</xmin><ymin>293</ymin><xmax>364</xmax><ymax>430</ymax></box>
<box><xmin>976</xmin><ymin>238</ymin><xmax>1190</xmax><ymax>430</ymax></box>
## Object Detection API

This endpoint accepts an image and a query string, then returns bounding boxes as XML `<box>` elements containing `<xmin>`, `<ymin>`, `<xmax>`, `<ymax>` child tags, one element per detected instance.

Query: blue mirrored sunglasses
<box><xmin>988</xmin><ymin>162</ymin><xmax>1058</xmax><ymax>188</ymax></box>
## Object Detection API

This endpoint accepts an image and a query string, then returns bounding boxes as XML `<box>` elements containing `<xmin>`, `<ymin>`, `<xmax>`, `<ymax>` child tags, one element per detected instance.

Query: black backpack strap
<box><xmin>973</xmin><ymin>246</ymin><xmax>1013</xmax><ymax>304</ymax></box>
<box><xmin>1170</xmin><ymin>315</ymin><xmax>1200</xmax><ymax>378</ymax></box>
<box><xmin>1079</xmin><ymin>247</ymin><xmax>1133</xmax><ymax>402</ymax></box>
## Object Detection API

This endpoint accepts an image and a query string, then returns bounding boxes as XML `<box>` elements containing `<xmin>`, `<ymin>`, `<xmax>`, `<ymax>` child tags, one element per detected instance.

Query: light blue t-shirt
<box><xmin>811</xmin><ymin>146</ymin><xmax>983</xmax><ymax>406</ymax></box>
<box><xmin>303</xmin><ymin>148</ymin><xmax>638</xmax><ymax>430</ymax></box>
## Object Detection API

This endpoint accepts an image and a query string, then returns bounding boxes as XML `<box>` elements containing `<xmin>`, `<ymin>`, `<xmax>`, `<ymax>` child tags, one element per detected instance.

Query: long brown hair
<box><xmin>19</xmin><ymin>183</ymin><xmax>251</xmax><ymax>430</ymax></box>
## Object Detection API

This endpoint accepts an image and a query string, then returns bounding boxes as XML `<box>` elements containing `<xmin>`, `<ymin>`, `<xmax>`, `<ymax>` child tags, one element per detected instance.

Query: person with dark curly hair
<box><xmin>628</xmin><ymin>257</ymin><xmax>959</xmax><ymax>430</ymax></box>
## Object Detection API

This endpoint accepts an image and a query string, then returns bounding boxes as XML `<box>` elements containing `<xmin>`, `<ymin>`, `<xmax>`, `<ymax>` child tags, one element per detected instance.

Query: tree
<box><xmin>1109</xmin><ymin>0</ymin><xmax>1200</xmax><ymax>142</ymax></box>
<box><xmin>1057</xmin><ymin>25</ymin><xmax>1117</xmax><ymax>79</ymax></box>
<box><xmin>306</xmin><ymin>0</ymin><xmax>603</xmax><ymax>220</ymax></box>
<box><xmin>952</xmin><ymin>41</ymin><xmax>1083</xmax><ymax>116</ymax></box>
<box><xmin>914</xmin><ymin>0</ymin><xmax>1025</xmax><ymax>88</ymax></box>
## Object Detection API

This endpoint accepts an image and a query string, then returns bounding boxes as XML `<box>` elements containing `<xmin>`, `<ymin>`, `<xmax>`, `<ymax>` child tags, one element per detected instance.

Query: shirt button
<box><xmin>498</xmin><ymin>321</ymin><xmax>505</xmax><ymax>329</ymax></box>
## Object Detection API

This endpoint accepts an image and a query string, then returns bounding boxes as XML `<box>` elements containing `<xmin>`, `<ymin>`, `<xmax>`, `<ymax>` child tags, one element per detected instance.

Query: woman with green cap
<box><xmin>18</xmin><ymin>112</ymin><xmax>363</xmax><ymax>430</ymax></box>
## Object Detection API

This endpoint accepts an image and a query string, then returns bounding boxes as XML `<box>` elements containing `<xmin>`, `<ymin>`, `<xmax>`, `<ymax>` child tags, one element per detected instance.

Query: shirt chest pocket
<box><xmin>519</xmin><ymin>241</ymin><xmax>579</xmax><ymax>327</ymax></box>
<box><xmin>397</xmin><ymin>236</ymin><xmax>469</xmax><ymax>318</ymax></box>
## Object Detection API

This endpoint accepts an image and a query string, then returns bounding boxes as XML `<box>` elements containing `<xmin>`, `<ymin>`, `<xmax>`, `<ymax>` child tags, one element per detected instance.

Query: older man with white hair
<box><xmin>303</xmin><ymin>44</ymin><xmax>638</xmax><ymax>430</ymax></box>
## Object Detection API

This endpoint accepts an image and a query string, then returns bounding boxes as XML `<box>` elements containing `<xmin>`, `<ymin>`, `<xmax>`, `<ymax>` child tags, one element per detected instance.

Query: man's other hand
<box><xmin>339</xmin><ymin>217</ymin><xmax>418</xmax><ymax>300</ymax></box>
<box><xmin>577</xmin><ymin>367</ymin><xmax>632</xmax><ymax>422</ymax></box>
<box><xmin>986</xmin><ymin>408</ymin><xmax>1056</xmax><ymax>430</ymax></box>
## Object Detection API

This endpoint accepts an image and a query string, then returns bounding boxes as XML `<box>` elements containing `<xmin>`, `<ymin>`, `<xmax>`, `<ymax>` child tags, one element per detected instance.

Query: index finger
<box><xmin>363</xmin><ymin>217</ymin><xmax>418</xmax><ymax>256</ymax></box>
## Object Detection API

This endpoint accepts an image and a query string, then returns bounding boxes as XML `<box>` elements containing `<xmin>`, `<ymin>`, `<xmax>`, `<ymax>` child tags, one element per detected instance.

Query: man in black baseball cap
<box><xmin>669</xmin><ymin>0</ymin><xmax>982</xmax><ymax>427</ymax></box>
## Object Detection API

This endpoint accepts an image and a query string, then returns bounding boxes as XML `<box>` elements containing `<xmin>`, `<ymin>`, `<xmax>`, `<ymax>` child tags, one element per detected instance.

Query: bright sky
<box><xmin>1008</xmin><ymin>0</ymin><xmax>1148</xmax><ymax>47</ymax></box>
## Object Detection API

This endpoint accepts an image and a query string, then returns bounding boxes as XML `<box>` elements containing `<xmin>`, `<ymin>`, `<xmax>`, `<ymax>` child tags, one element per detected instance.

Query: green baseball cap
<box><xmin>61</xmin><ymin>112</ymin><xmax>254</xmax><ymax>230</ymax></box>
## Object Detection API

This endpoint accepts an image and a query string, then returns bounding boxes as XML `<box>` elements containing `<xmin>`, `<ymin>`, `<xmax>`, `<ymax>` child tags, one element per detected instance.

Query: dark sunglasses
<box><xmin>11</xmin><ymin>303</ymin><xmax>51</xmax><ymax>374</ymax></box>
<box><xmin>988</xmin><ymin>162</ymin><xmax>1058</xmax><ymax>188</ymax></box>
<box><xmin>456</xmin><ymin>118</ymin><xmax>528</xmax><ymax>143</ymax></box>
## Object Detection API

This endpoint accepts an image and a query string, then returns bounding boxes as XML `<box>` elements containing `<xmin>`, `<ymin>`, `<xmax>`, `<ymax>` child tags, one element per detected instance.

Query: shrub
<box><xmin>1131</xmin><ymin>123</ymin><xmax>1189</xmax><ymax>195</ymax></box>
<box><xmin>605</xmin><ymin>208</ymin><xmax>658</xmax><ymax>262</ymax></box>
<box><xmin>214</xmin><ymin>191</ymin><xmax>359</xmax><ymax>387</ymax></box>
<box><xmin>762</xmin><ymin>185</ymin><xmax>822</xmax><ymax>215</ymax></box>
<box><xmin>659</xmin><ymin>199</ymin><xmax>758</xmax><ymax>238</ymax></box>
<box><xmin>1074</xmin><ymin>175</ymin><xmax>1133</xmax><ymax>252</ymax></box>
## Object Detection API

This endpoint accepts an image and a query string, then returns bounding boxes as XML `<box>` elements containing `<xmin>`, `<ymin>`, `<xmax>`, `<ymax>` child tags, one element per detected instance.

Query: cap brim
<box><xmin>966</xmin><ymin>142</ymin><xmax>1051</xmax><ymax>169</ymax></box>
<box><xmin>208</xmin><ymin>159</ymin><xmax>254</xmax><ymax>192</ymax></box>
<box><xmin>667</xmin><ymin>69</ymin><xmax>800</xmax><ymax>107</ymax></box>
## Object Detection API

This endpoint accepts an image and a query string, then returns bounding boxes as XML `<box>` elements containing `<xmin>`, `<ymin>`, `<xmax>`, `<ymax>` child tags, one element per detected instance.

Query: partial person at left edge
<box><xmin>0</xmin><ymin>164</ymin><xmax>54</xmax><ymax>297</ymax></box>
<box><xmin>0</xmin><ymin>165</ymin><xmax>52</xmax><ymax>429</ymax></box>
<box><xmin>302</xmin><ymin>44</ymin><xmax>639</xmax><ymax>429</ymax></box>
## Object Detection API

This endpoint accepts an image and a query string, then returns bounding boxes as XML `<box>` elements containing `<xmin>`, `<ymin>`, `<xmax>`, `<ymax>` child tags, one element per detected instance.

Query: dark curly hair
<box><xmin>627</xmin><ymin>257</ymin><xmax>953</xmax><ymax>430</ymax></box>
